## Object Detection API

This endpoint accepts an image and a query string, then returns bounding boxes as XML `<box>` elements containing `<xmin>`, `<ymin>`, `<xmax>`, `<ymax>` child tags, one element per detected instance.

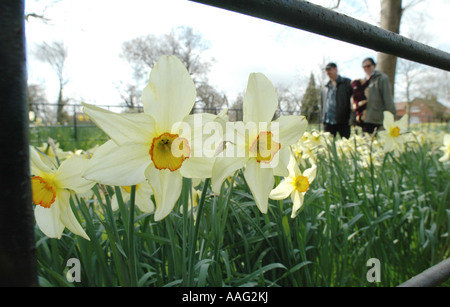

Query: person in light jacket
<box><xmin>360</xmin><ymin>57</ymin><xmax>397</xmax><ymax>134</ymax></box>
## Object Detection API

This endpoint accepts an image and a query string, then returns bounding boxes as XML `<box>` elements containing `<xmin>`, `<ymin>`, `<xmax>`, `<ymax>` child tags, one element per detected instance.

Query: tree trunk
<box><xmin>56</xmin><ymin>82</ymin><xmax>66</xmax><ymax>124</ymax></box>
<box><xmin>377</xmin><ymin>0</ymin><xmax>403</xmax><ymax>97</ymax></box>
<box><xmin>0</xmin><ymin>0</ymin><xmax>38</xmax><ymax>286</ymax></box>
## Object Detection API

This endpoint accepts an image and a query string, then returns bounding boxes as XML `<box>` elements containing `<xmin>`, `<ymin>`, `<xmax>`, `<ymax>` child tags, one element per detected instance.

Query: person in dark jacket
<box><xmin>360</xmin><ymin>57</ymin><xmax>397</xmax><ymax>134</ymax></box>
<box><xmin>321</xmin><ymin>62</ymin><xmax>353</xmax><ymax>139</ymax></box>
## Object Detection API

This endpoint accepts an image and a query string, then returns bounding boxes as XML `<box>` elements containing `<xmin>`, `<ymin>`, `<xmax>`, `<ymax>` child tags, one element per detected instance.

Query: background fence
<box><xmin>29</xmin><ymin>102</ymin><xmax>448</xmax><ymax>151</ymax></box>
<box><xmin>29</xmin><ymin>102</ymin><xmax>324</xmax><ymax>150</ymax></box>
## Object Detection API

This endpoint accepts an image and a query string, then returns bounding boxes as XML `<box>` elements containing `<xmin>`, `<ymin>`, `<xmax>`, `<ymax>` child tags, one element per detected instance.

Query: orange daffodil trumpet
<box><xmin>211</xmin><ymin>73</ymin><xmax>308</xmax><ymax>214</ymax></box>
<box><xmin>82</xmin><ymin>55</ymin><xmax>214</xmax><ymax>221</ymax></box>
<box><xmin>30</xmin><ymin>146</ymin><xmax>95</xmax><ymax>240</ymax></box>
<box><xmin>269</xmin><ymin>154</ymin><xmax>317</xmax><ymax>218</ymax></box>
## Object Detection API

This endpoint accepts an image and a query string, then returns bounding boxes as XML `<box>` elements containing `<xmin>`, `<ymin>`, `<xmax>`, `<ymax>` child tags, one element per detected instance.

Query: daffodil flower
<box><xmin>269</xmin><ymin>154</ymin><xmax>317</xmax><ymax>218</ymax></box>
<box><xmin>30</xmin><ymin>146</ymin><xmax>95</xmax><ymax>240</ymax></box>
<box><xmin>301</xmin><ymin>130</ymin><xmax>326</xmax><ymax>149</ymax></box>
<box><xmin>37</xmin><ymin>141</ymin><xmax>73</xmax><ymax>168</ymax></box>
<box><xmin>211</xmin><ymin>73</ymin><xmax>308</xmax><ymax>213</ymax></box>
<box><xmin>179</xmin><ymin>187</ymin><xmax>202</xmax><ymax>223</ymax></box>
<box><xmin>111</xmin><ymin>181</ymin><xmax>155</xmax><ymax>213</ymax></box>
<box><xmin>380</xmin><ymin>111</ymin><xmax>408</xmax><ymax>154</ymax></box>
<box><xmin>438</xmin><ymin>134</ymin><xmax>450</xmax><ymax>162</ymax></box>
<box><xmin>82</xmin><ymin>55</ymin><xmax>214</xmax><ymax>221</ymax></box>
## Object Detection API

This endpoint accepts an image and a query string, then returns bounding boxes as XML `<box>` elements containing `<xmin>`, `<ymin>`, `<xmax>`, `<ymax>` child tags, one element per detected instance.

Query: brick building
<box><xmin>395</xmin><ymin>98</ymin><xmax>449</xmax><ymax>124</ymax></box>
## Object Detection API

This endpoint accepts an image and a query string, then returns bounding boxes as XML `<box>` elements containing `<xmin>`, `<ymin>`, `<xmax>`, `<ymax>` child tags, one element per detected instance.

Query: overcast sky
<box><xmin>25</xmin><ymin>0</ymin><xmax>450</xmax><ymax>108</ymax></box>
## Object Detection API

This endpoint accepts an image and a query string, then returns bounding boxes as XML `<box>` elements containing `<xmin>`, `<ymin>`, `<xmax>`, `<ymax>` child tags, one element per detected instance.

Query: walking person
<box><xmin>360</xmin><ymin>57</ymin><xmax>397</xmax><ymax>134</ymax></box>
<box><xmin>321</xmin><ymin>62</ymin><xmax>353</xmax><ymax>139</ymax></box>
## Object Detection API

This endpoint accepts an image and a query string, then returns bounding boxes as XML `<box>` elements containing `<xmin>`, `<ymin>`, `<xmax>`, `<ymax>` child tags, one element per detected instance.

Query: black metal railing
<box><xmin>189</xmin><ymin>0</ymin><xmax>450</xmax><ymax>71</ymax></box>
<box><xmin>1</xmin><ymin>0</ymin><xmax>450</xmax><ymax>286</ymax></box>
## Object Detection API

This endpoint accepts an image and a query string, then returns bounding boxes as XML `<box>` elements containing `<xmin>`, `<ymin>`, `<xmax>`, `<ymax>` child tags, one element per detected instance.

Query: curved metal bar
<box><xmin>189</xmin><ymin>0</ymin><xmax>450</xmax><ymax>71</ymax></box>
<box><xmin>398</xmin><ymin>258</ymin><xmax>450</xmax><ymax>287</ymax></box>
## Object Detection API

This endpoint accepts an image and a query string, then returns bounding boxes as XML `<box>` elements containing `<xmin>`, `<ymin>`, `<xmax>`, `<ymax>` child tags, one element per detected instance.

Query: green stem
<box><xmin>188</xmin><ymin>178</ymin><xmax>210</xmax><ymax>285</ymax></box>
<box><xmin>181</xmin><ymin>178</ymin><xmax>190</xmax><ymax>286</ymax></box>
<box><xmin>128</xmin><ymin>185</ymin><xmax>137</xmax><ymax>286</ymax></box>
<box><xmin>75</xmin><ymin>192</ymin><xmax>114</xmax><ymax>286</ymax></box>
<box><xmin>369</xmin><ymin>136</ymin><xmax>380</xmax><ymax>217</ymax></box>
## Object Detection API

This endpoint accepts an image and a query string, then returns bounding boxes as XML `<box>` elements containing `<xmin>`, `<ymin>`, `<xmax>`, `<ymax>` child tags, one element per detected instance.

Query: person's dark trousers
<box><xmin>323</xmin><ymin>123</ymin><xmax>350</xmax><ymax>139</ymax></box>
<box><xmin>362</xmin><ymin>123</ymin><xmax>382</xmax><ymax>135</ymax></box>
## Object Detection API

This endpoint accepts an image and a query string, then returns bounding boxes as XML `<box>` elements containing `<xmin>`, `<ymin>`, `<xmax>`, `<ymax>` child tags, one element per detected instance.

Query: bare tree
<box><xmin>276</xmin><ymin>83</ymin><xmax>302</xmax><ymax>116</ymax></box>
<box><xmin>25</xmin><ymin>0</ymin><xmax>62</xmax><ymax>23</ymax></box>
<box><xmin>27</xmin><ymin>83</ymin><xmax>53</xmax><ymax>124</ymax></box>
<box><xmin>376</xmin><ymin>0</ymin><xmax>426</xmax><ymax>97</ymax></box>
<box><xmin>228</xmin><ymin>92</ymin><xmax>244</xmax><ymax>122</ymax></box>
<box><xmin>376</xmin><ymin>0</ymin><xmax>403</xmax><ymax>97</ymax></box>
<box><xmin>170</xmin><ymin>26</ymin><xmax>213</xmax><ymax>84</ymax></box>
<box><xmin>395</xmin><ymin>24</ymin><xmax>431</xmax><ymax>126</ymax></box>
<box><xmin>116</xmin><ymin>82</ymin><xmax>142</xmax><ymax>112</ymax></box>
<box><xmin>120</xmin><ymin>26</ymin><xmax>225</xmax><ymax>110</ymax></box>
<box><xmin>330</xmin><ymin>0</ymin><xmax>341</xmax><ymax>9</ymax></box>
<box><xmin>35</xmin><ymin>41</ymin><xmax>69</xmax><ymax>124</ymax></box>
<box><xmin>195</xmin><ymin>82</ymin><xmax>228</xmax><ymax>113</ymax></box>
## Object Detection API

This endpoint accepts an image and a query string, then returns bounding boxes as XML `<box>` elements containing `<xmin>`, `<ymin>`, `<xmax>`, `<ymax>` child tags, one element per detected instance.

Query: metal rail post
<box><xmin>0</xmin><ymin>0</ymin><xmax>38</xmax><ymax>286</ymax></box>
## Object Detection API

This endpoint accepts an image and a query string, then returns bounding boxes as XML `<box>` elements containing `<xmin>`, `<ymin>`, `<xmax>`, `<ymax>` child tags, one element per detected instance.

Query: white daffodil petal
<box><xmin>398</xmin><ymin>114</ymin><xmax>409</xmax><ymax>132</ymax></box>
<box><xmin>30</xmin><ymin>146</ymin><xmax>55</xmax><ymax>176</ymax></box>
<box><xmin>244</xmin><ymin>159</ymin><xmax>275</xmax><ymax>214</ymax></box>
<box><xmin>226</xmin><ymin>122</ymin><xmax>256</xmax><ymax>157</ymax></box>
<box><xmin>34</xmin><ymin>200</ymin><xmax>64</xmax><ymax>239</ymax></box>
<box><xmin>287</xmin><ymin>152</ymin><xmax>302</xmax><ymax>178</ymax></box>
<box><xmin>180</xmin><ymin>157</ymin><xmax>215</xmax><ymax>179</ymax></box>
<box><xmin>82</xmin><ymin>102</ymin><xmax>155</xmax><ymax>146</ymax></box>
<box><xmin>142</xmin><ymin>55</ymin><xmax>196</xmax><ymax>132</ymax></box>
<box><xmin>384</xmin><ymin>137</ymin><xmax>395</xmax><ymax>153</ymax></box>
<box><xmin>111</xmin><ymin>193</ymin><xmax>120</xmax><ymax>211</ymax></box>
<box><xmin>439</xmin><ymin>153</ymin><xmax>449</xmax><ymax>162</ymax></box>
<box><xmin>443</xmin><ymin>134</ymin><xmax>450</xmax><ymax>145</ymax></box>
<box><xmin>291</xmin><ymin>191</ymin><xmax>305</xmax><ymax>219</ymax></box>
<box><xmin>58</xmin><ymin>190</ymin><xmax>90</xmax><ymax>241</ymax></box>
<box><xmin>271</xmin><ymin>147</ymin><xmax>290</xmax><ymax>177</ymax></box>
<box><xmin>84</xmin><ymin>140</ymin><xmax>151</xmax><ymax>186</ymax></box>
<box><xmin>55</xmin><ymin>156</ymin><xmax>95</xmax><ymax>194</ymax></box>
<box><xmin>243</xmin><ymin>73</ymin><xmax>278</xmax><ymax>124</ymax></box>
<box><xmin>269</xmin><ymin>179</ymin><xmax>293</xmax><ymax>200</ymax></box>
<box><xmin>439</xmin><ymin>134</ymin><xmax>450</xmax><ymax>162</ymax></box>
<box><xmin>303</xmin><ymin>164</ymin><xmax>317</xmax><ymax>184</ymax></box>
<box><xmin>145</xmin><ymin>165</ymin><xmax>183</xmax><ymax>221</ymax></box>
<box><xmin>274</xmin><ymin>115</ymin><xmax>308</xmax><ymax>146</ymax></box>
<box><xmin>176</xmin><ymin>113</ymin><xmax>224</xmax><ymax>158</ymax></box>
<box><xmin>383</xmin><ymin>111</ymin><xmax>395</xmax><ymax>130</ymax></box>
<box><xmin>135</xmin><ymin>183</ymin><xmax>155</xmax><ymax>213</ymax></box>
<box><xmin>211</xmin><ymin>157</ymin><xmax>247</xmax><ymax>193</ymax></box>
